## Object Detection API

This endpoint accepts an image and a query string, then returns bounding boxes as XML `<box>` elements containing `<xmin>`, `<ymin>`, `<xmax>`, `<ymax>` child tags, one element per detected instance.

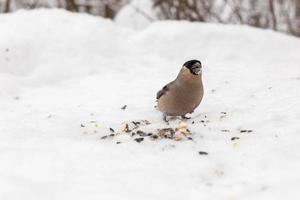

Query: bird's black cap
<box><xmin>183</xmin><ymin>60</ymin><xmax>201</xmax><ymax>68</ymax></box>
<box><xmin>183</xmin><ymin>60</ymin><xmax>202</xmax><ymax>75</ymax></box>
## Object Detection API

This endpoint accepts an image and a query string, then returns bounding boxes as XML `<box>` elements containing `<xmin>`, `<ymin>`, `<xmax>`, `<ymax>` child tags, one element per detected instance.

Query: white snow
<box><xmin>1</xmin><ymin>9</ymin><xmax>300</xmax><ymax>200</ymax></box>
<box><xmin>115</xmin><ymin>0</ymin><xmax>156</xmax><ymax>29</ymax></box>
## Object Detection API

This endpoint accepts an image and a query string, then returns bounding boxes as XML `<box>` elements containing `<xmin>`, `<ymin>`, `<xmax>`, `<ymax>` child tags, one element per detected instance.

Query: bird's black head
<box><xmin>183</xmin><ymin>60</ymin><xmax>202</xmax><ymax>75</ymax></box>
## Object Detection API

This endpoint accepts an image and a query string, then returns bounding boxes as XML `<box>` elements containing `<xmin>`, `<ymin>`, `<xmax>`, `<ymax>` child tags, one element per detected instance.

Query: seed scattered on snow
<box><xmin>134</xmin><ymin>138</ymin><xmax>144</xmax><ymax>143</ymax></box>
<box><xmin>121</xmin><ymin>105</ymin><xmax>127</xmax><ymax>110</ymax></box>
<box><xmin>231</xmin><ymin>137</ymin><xmax>240</xmax><ymax>141</ymax></box>
<box><xmin>80</xmin><ymin>124</ymin><xmax>85</xmax><ymax>128</ymax></box>
<box><xmin>173</xmin><ymin>135</ymin><xmax>182</xmax><ymax>141</ymax></box>
<box><xmin>175</xmin><ymin>122</ymin><xmax>188</xmax><ymax>130</ymax></box>
<box><xmin>109</xmin><ymin>128</ymin><xmax>115</xmax><ymax>132</ymax></box>
<box><xmin>142</xmin><ymin>120</ymin><xmax>151</xmax><ymax>125</ymax></box>
<box><xmin>132</xmin><ymin>121</ymin><xmax>140</xmax><ymax>126</ymax></box>
<box><xmin>221</xmin><ymin>129</ymin><xmax>230</xmax><ymax>132</ymax></box>
<box><xmin>150</xmin><ymin>135</ymin><xmax>159</xmax><ymax>140</ymax></box>
<box><xmin>158</xmin><ymin>128</ymin><xmax>175</xmax><ymax>138</ymax></box>
<box><xmin>99</xmin><ymin>120</ymin><xmax>194</xmax><ymax>143</ymax></box>
<box><xmin>123</xmin><ymin>123</ymin><xmax>131</xmax><ymax>133</ymax></box>
<box><xmin>137</xmin><ymin>130</ymin><xmax>147</xmax><ymax>137</ymax></box>
<box><xmin>198</xmin><ymin>151</ymin><xmax>208</xmax><ymax>155</ymax></box>
<box><xmin>101</xmin><ymin>133</ymin><xmax>115</xmax><ymax>139</ymax></box>
<box><xmin>240</xmin><ymin>129</ymin><xmax>253</xmax><ymax>133</ymax></box>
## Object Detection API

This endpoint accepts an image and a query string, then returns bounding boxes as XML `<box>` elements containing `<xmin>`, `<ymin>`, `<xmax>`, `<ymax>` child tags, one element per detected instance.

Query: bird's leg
<box><xmin>181</xmin><ymin>114</ymin><xmax>191</xmax><ymax>120</ymax></box>
<box><xmin>163</xmin><ymin>114</ymin><xmax>169</xmax><ymax>122</ymax></box>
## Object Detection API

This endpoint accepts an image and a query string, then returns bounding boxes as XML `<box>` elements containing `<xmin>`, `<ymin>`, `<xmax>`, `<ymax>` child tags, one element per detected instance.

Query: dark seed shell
<box><xmin>198</xmin><ymin>151</ymin><xmax>208</xmax><ymax>155</ymax></box>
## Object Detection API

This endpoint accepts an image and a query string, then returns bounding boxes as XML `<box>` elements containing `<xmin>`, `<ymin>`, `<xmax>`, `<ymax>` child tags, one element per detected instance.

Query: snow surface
<box><xmin>115</xmin><ymin>0</ymin><xmax>156</xmax><ymax>29</ymax></box>
<box><xmin>1</xmin><ymin>9</ymin><xmax>300</xmax><ymax>200</ymax></box>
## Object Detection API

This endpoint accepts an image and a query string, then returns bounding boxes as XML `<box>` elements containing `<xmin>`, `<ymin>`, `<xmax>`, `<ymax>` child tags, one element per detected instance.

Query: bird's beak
<box><xmin>193</xmin><ymin>67</ymin><xmax>202</xmax><ymax>75</ymax></box>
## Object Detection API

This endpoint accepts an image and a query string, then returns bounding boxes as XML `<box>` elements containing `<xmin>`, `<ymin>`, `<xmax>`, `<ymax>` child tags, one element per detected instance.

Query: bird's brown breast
<box><xmin>158</xmin><ymin>68</ymin><xmax>203</xmax><ymax>116</ymax></box>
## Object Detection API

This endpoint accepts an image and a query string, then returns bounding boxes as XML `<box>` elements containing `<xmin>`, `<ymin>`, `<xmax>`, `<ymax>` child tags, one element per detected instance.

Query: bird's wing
<box><xmin>156</xmin><ymin>81</ymin><xmax>173</xmax><ymax>100</ymax></box>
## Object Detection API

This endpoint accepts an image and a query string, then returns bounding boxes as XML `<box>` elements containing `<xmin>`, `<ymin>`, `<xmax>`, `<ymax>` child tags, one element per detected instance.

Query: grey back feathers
<box><xmin>156</xmin><ymin>82</ymin><xmax>172</xmax><ymax>100</ymax></box>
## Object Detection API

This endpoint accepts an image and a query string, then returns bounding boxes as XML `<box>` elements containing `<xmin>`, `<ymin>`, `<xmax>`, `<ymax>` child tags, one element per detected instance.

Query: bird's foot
<box><xmin>163</xmin><ymin>114</ymin><xmax>169</xmax><ymax>122</ymax></box>
<box><xmin>181</xmin><ymin>115</ymin><xmax>191</xmax><ymax>120</ymax></box>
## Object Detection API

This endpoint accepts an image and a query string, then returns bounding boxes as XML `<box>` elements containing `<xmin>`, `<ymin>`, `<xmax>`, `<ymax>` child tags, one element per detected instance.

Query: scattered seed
<box><xmin>109</xmin><ymin>128</ymin><xmax>115</xmax><ymax>132</ymax></box>
<box><xmin>116</xmin><ymin>141</ymin><xmax>121</xmax><ymax>144</ymax></box>
<box><xmin>150</xmin><ymin>135</ymin><xmax>158</xmax><ymax>140</ymax></box>
<box><xmin>240</xmin><ymin>130</ymin><xmax>253</xmax><ymax>133</ymax></box>
<box><xmin>175</xmin><ymin>122</ymin><xmax>188</xmax><ymax>131</ymax></box>
<box><xmin>179</xmin><ymin>129</ymin><xmax>190</xmax><ymax>136</ymax></box>
<box><xmin>192</xmin><ymin>121</ymin><xmax>195</xmax><ymax>124</ymax></box>
<box><xmin>221</xmin><ymin>112</ymin><xmax>227</xmax><ymax>114</ymax></box>
<box><xmin>123</xmin><ymin>123</ymin><xmax>131</xmax><ymax>133</ymax></box>
<box><xmin>221</xmin><ymin>129</ymin><xmax>230</xmax><ymax>132</ymax></box>
<box><xmin>137</xmin><ymin>130</ymin><xmax>147</xmax><ymax>136</ymax></box>
<box><xmin>132</xmin><ymin>121</ymin><xmax>140</xmax><ymax>126</ymax></box>
<box><xmin>134</xmin><ymin>138</ymin><xmax>144</xmax><ymax>143</ymax></box>
<box><xmin>121</xmin><ymin>105</ymin><xmax>127</xmax><ymax>110</ymax></box>
<box><xmin>158</xmin><ymin>128</ymin><xmax>174</xmax><ymax>137</ymax></box>
<box><xmin>187</xmin><ymin>137</ymin><xmax>193</xmax><ymax>140</ymax></box>
<box><xmin>100</xmin><ymin>133</ymin><xmax>115</xmax><ymax>139</ymax></box>
<box><xmin>80</xmin><ymin>124</ymin><xmax>85</xmax><ymax>127</ymax></box>
<box><xmin>142</xmin><ymin>120</ymin><xmax>151</xmax><ymax>125</ymax></box>
<box><xmin>198</xmin><ymin>151</ymin><xmax>208</xmax><ymax>155</ymax></box>
<box><xmin>231</xmin><ymin>137</ymin><xmax>240</xmax><ymax>141</ymax></box>
<box><xmin>173</xmin><ymin>135</ymin><xmax>182</xmax><ymax>141</ymax></box>
<box><xmin>159</xmin><ymin>130</ymin><xmax>166</xmax><ymax>137</ymax></box>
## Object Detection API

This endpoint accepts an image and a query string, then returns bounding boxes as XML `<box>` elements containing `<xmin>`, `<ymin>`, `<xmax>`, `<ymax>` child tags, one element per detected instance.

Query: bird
<box><xmin>156</xmin><ymin>60</ymin><xmax>204</xmax><ymax>122</ymax></box>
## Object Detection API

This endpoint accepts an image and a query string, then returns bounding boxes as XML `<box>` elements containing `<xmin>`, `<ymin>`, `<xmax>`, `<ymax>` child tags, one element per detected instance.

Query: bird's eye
<box><xmin>193</xmin><ymin>63</ymin><xmax>201</xmax><ymax>68</ymax></box>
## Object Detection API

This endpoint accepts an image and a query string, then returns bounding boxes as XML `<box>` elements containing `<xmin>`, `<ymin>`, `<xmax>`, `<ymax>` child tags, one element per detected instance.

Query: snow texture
<box><xmin>0</xmin><ymin>9</ymin><xmax>300</xmax><ymax>200</ymax></box>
